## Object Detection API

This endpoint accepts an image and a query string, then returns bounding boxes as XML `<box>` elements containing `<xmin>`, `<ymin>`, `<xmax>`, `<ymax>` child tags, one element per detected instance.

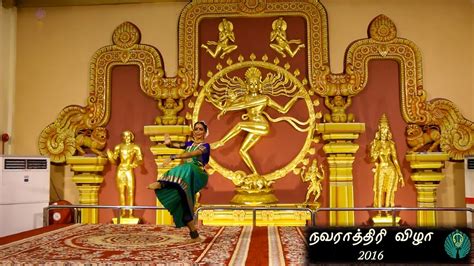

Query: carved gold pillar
<box><xmin>144</xmin><ymin>125</ymin><xmax>190</xmax><ymax>225</ymax></box>
<box><xmin>406</xmin><ymin>152</ymin><xmax>449</xmax><ymax>226</ymax></box>
<box><xmin>67</xmin><ymin>156</ymin><xmax>108</xmax><ymax>224</ymax></box>
<box><xmin>316</xmin><ymin>123</ymin><xmax>365</xmax><ymax>226</ymax></box>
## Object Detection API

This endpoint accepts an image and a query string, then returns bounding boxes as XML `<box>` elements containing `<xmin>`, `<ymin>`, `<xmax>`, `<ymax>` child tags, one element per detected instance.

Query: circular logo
<box><xmin>444</xmin><ymin>229</ymin><xmax>471</xmax><ymax>259</ymax></box>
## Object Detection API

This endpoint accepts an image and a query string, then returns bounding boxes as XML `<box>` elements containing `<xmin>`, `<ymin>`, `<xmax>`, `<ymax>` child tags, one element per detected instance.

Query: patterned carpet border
<box><xmin>0</xmin><ymin>224</ymin><xmax>246</xmax><ymax>265</ymax></box>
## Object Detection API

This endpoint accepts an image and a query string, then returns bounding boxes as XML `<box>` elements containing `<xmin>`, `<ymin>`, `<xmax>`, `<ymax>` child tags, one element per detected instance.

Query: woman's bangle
<box><xmin>170</xmin><ymin>154</ymin><xmax>177</xmax><ymax>160</ymax></box>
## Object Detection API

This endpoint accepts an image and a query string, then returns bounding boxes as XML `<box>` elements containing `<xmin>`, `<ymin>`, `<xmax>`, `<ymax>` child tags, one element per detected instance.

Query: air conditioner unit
<box><xmin>465</xmin><ymin>156</ymin><xmax>474</xmax><ymax>229</ymax></box>
<box><xmin>0</xmin><ymin>155</ymin><xmax>50</xmax><ymax>237</ymax></box>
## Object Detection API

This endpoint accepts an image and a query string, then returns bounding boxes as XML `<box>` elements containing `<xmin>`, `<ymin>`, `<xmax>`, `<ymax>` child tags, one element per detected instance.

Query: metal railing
<box><xmin>313</xmin><ymin>207</ymin><xmax>474</xmax><ymax>226</ymax></box>
<box><xmin>194</xmin><ymin>205</ymin><xmax>316</xmax><ymax>226</ymax></box>
<box><xmin>43</xmin><ymin>205</ymin><xmax>474</xmax><ymax>227</ymax></box>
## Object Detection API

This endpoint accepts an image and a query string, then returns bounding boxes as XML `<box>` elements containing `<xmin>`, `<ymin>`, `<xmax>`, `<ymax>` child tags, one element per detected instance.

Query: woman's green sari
<box><xmin>155</xmin><ymin>141</ymin><xmax>209</xmax><ymax>228</ymax></box>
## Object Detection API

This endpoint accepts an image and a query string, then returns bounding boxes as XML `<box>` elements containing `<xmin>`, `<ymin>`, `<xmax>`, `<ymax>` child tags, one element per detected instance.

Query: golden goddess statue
<box><xmin>209</xmin><ymin>66</ymin><xmax>308</xmax><ymax>179</ymax></box>
<box><xmin>106</xmin><ymin>130</ymin><xmax>143</xmax><ymax>218</ymax></box>
<box><xmin>369</xmin><ymin>114</ymin><xmax>405</xmax><ymax>216</ymax></box>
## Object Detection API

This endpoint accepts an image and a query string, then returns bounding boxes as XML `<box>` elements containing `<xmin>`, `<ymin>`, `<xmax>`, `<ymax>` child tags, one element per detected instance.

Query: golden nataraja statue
<box><xmin>369</xmin><ymin>114</ymin><xmax>405</xmax><ymax>216</ymax></box>
<box><xmin>209</xmin><ymin>66</ymin><xmax>307</xmax><ymax>178</ymax></box>
<box><xmin>106</xmin><ymin>130</ymin><xmax>143</xmax><ymax>219</ymax></box>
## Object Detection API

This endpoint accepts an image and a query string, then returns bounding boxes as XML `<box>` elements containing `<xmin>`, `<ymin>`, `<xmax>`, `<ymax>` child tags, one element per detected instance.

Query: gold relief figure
<box><xmin>209</xmin><ymin>66</ymin><xmax>308</xmax><ymax>178</ymax></box>
<box><xmin>75</xmin><ymin>127</ymin><xmax>107</xmax><ymax>156</ymax></box>
<box><xmin>201</xmin><ymin>18</ymin><xmax>238</xmax><ymax>59</ymax></box>
<box><xmin>106</xmin><ymin>130</ymin><xmax>143</xmax><ymax>218</ymax></box>
<box><xmin>300</xmin><ymin>159</ymin><xmax>325</xmax><ymax>206</ymax></box>
<box><xmin>370</xmin><ymin>114</ymin><xmax>405</xmax><ymax>215</ymax></box>
<box><xmin>234</xmin><ymin>174</ymin><xmax>275</xmax><ymax>190</ymax></box>
<box><xmin>269</xmin><ymin>17</ymin><xmax>305</xmax><ymax>58</ymax></box>
<box><xmin>323</xmin><ymin>95</ymin><xmax>355</xmax><ymax>123</ymax></box>
<box><xmin>155</xmin><ymin>98</ymin><xmax>185</xmax><ymax>125</ymax></box>
<box><xmin>406</xmin><ymin>124</ymin><xmax>441</xmax><ymax>152</ymax></box>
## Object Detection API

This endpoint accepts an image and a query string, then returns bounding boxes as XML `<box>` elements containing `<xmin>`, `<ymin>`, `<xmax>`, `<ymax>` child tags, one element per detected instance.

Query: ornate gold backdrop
<box><xmin>38</xmin><ymin>0</ymin><xmax>474</xmax><ymax>225</ymax></box>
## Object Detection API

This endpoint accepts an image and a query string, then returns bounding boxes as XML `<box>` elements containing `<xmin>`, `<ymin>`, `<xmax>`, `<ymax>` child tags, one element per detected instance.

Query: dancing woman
<box><xmin>147</xmin><ymin>121</ymin><xmax>210</xmax><ymax>240</ymax></box>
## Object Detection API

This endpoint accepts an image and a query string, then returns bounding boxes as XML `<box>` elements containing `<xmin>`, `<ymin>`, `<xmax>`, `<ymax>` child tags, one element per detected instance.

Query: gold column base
<box><xmin>317</xmin><ymin>123</ymin><xmax>365</xmax><ymax>226</ymax></box>
<box><xmin>406</xmin><ymin>152</ymin><xmax>449</xmax><ymax>227</ymax></box>
<box><xmin>112</xmin><ymin>217</ymin><xmax>141</xmax><ymax>224</ymax></box>
<box><xmin>230</xmin><ymin>188</ymin><xmax>278</xmax><ymax>205</ymax></box>
<box><xmin>144</xmin><ymin>125</ymin><xmax>191</xmax><ymax>226</ymax></box>
<box><xmin>67</xmin><ymin>156</ymin><xmax>108</xmax><ymax>224</ymax></box>
<box><xmin>372</xmin><ymin>214</ymin><xmax>401</xmax><ymax>226</ymax></box>
<box><xmin>198</xmin><ymin>205</ymin><xmax>311</xmax><ymax>226</ymax></box>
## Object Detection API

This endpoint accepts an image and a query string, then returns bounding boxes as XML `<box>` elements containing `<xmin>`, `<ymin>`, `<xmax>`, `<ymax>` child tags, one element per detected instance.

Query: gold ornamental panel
<box><xmin>340</xmin><ymin>14</ymin><xmax>474</xmax><ymax>160</ymax></box>
<box><xmin>178</xmin><ymin>0</ymin><xmax>329</xmax><ymax>89</ymax></box>
<box><xmin>39</xmin><ymin>22</ymin><xmax>193</xmax><ymax>163</ymax></box>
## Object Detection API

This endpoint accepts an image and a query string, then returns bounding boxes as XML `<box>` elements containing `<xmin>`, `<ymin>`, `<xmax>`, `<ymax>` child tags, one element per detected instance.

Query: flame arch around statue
<box><xmin>192</xmin><ymin>58</ymin><xmax>318</xmax><ymax>203</ymax></box>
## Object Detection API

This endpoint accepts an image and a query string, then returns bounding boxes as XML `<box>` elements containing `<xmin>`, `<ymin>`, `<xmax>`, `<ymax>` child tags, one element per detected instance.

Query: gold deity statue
<box><xmin>323</xmin><ymin>95</ymin><xmax>355</xmax><ymax>123</ymax></box>
<box><xmin>155</xmin><ymin>98</ymin><xmax>185</xmax><ymax>125</ymax></box>
<box><xmin>300</xmin><ymin>159</ymin><xmax>325</xmax><ymax>206</ymax></box>
<box><xmin>201</xmin><ymin>18</ymin><xmax>238</xmax><ymax>59</ymax></box>
<box><xmin>369</xmin><ymin>114</ymin><xmax>405</xmax><ymax>216</ymax></box>
<box><xmin>269</xmin><ymin>17</ymin><xmax>305</xmax><ymax>58</ymax></box>
<box><xmin>209</xmin><ymin>66</ymin><xmax>307</xmax><ymax>180</ymax></box>
<box><xmin>106</xmin><ymin>130</ymin><xmax>143</xmax><ymax>219</ymax></box>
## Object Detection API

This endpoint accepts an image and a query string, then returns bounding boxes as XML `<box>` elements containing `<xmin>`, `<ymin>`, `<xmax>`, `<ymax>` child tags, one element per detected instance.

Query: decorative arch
<box><xmin>316</xmin><ymin>14</ymin><xmax>474</xmax><ymax>160</ymax></box>
<box><xmin>38</xmin><ymin>22</ymin><xmax>192</xmax><ymax>162</ymax></box>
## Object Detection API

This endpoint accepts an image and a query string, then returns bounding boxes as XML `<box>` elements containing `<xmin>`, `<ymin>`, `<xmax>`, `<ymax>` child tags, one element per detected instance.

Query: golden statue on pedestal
<box><xmin>155</xmin><ymin>98</ymin><xmax>185</xmax><ymax>125</ymax></box>
<box><xmin>106</xmin><ymin>130</ymin><xmax>143</xmax><ymax>221</ymax></box>
<box><xmin>370</xmin><ymin>114</ymin><xmax>404</xmax><ymax>223</ymax></box>
<box><xmin>205</xmin><ymin>65</ymin><xmax>311</xmax><ymax>204</ymax></box>
<box><xmin>201</xmin><ymin>18</ymin><xmax>238</xmax><ymax>59</ymax></box>
<box><xmin>323</xmin><ymin>95</ymin><xmax>355</xmax><ymax>123</ymax></box>
<box><xmin>300</xmin><ymin>159</ymin><xmax>324</xmax><ymax>207</ymax></box>
<box><xmin>210</xmin><ymin>67</ymin><xmax>306</xmax><ymax>179</ymax></box>
<box><xmin>269</xmin><ymin>17</ymin><xmax>305</xmax><ymax>58</ymax></box>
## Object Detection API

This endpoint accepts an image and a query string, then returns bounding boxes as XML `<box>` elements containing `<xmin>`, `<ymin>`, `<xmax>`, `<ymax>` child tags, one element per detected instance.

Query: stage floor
<box><xmin>0</xmin><ymin>224</ymin><xmax>306</xmax><ymax>265</ymax></box>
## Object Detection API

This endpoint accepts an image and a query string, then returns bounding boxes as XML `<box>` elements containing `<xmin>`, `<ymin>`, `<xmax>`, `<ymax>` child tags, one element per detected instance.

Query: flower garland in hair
<box><xmin>194</xmin><ymin>120</ymin><xmax>209</xmax><ymax>138</ymax></box>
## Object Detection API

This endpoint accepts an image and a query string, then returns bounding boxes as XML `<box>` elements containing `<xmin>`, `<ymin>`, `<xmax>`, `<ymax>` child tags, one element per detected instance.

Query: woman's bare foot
<box><xmin>189</xmin><ymin>236</ymin><xmax>205</xmax><ymax>243</ymax></box>
<box><xmin>188</xmin><ymin>230</ymin><xmax>204</xmax><ymax>242</ymax></box>
<box><xmin>147</xmin><ymin>182</ymin><xmax>162</xmax><ymax>190</ymax></box>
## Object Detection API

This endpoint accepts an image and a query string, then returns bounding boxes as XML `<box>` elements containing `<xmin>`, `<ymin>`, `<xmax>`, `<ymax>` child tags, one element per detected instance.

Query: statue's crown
<box><xmin>245</xmin><ymin>67</ymin><xmax>261</xmax><ymax>80</ymax></box>
<box><xmin>379</xmin><ymin>113</ymin><xmax>389</xmax><ymax>126</ymax></box>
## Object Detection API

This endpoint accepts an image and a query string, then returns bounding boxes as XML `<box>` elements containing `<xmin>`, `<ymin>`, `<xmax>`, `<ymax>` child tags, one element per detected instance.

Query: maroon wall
<box><xmin>350</xmin><ymin>59</ymin><xmax>416</xmax><ymax>225</ymax></box>
<box><xmin>100</xmin><ymin>65</ymin><xmax>158</xmax><ymax>224</ymax></box>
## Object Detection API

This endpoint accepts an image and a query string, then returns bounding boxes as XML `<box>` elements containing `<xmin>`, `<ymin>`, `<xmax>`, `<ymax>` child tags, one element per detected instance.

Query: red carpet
<box><xmin>0</xmin><ymin>224</ymin><xmax>306</xmax><ymax>265</ymax></box>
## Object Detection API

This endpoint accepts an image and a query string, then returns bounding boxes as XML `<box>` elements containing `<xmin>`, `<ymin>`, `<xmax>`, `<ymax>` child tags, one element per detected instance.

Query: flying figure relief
<box><xmin>269</xmin><ymin>17</ymin><xmax>305</xmax><ymax>58</ymax></box>
<box><xmin>201</xmin><ymin>18</ymin><xmax>238</xmax><ymax>59</ymax></box>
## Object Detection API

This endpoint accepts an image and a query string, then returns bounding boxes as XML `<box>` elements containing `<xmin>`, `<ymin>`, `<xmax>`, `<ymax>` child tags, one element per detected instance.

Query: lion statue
<box><xmin>406</xmin><ymin>124</ymin><xmax>441</xmax><ymax>152</ymax></box>
<box><xmin>75</xmin><ymin>127</ymin><xmax>108</xmax><ymax>156</ymax></box>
